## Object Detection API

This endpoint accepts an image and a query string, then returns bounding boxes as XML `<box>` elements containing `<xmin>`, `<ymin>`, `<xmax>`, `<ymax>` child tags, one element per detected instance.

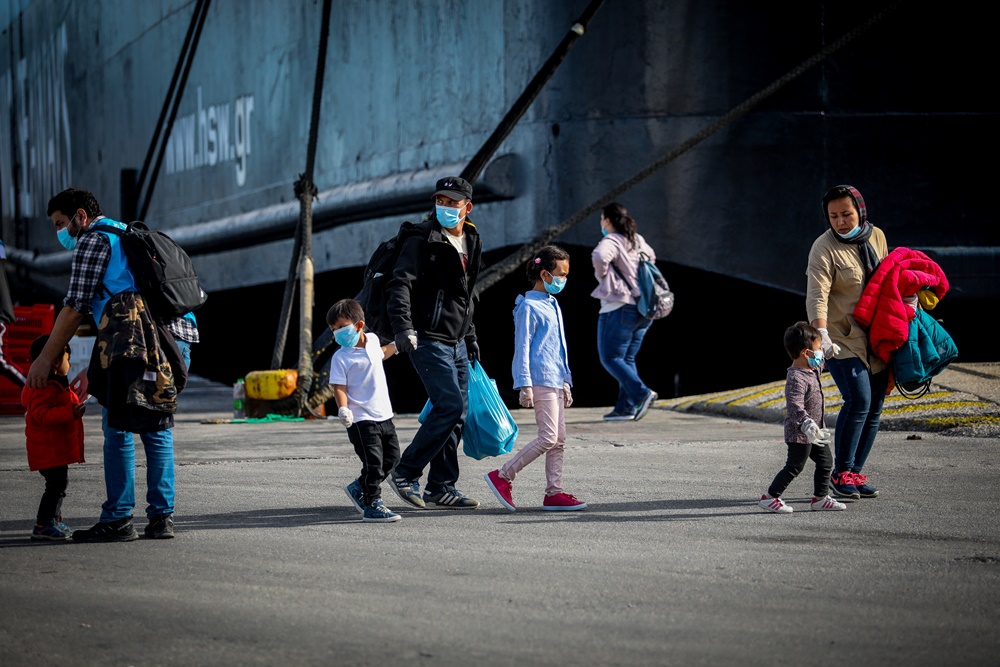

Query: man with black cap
<box><xmin>386</xmin><ymin>176</ymin><xmax>483</xmax><ymax>509</ymax></box>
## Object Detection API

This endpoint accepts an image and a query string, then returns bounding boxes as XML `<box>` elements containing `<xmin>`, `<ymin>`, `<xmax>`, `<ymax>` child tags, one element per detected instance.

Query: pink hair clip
<box><xmin>534</xmin><ymin>258</ymin><xmax>541</xmax><ymax>264</ymax></box>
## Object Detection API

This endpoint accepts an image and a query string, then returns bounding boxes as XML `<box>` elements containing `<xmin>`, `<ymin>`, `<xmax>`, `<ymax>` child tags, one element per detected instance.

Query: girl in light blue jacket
<box><xmin>484</xmin><ymin>245</ymin><xmax>587</xmax><ymax>513</ymax></box>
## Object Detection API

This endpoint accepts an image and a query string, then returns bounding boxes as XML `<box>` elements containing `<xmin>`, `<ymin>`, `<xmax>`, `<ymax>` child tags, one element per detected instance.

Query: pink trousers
<box><xmin>499</xmin><ymin>385</ymin><xmax>566</xmax><ymax>496</ymax></box>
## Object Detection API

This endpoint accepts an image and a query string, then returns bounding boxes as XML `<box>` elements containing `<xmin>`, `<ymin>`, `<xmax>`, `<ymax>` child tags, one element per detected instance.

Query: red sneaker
<box><xmin>542</xmin><ymin>492</ymin><xmax>587</xmax><ymax>511</ymax></box>
<box><xmin>484</xmin><ymin>470</ymin><xmax>515</xmax><ymax>511</ymax></box>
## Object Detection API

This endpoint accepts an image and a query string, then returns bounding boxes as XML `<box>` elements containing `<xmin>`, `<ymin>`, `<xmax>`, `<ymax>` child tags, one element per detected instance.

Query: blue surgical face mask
<box><xmin>334</xmin><ymin>324</ymin><xmax>361</xmax><ymax>348</ymax></box>
<box><xmin>436</xmin><ymin>205</ymin><xmax>463</xmax><ymax>229</ymax></box>
<box><xmin>600</xmin><ymin>227</ymin><xmax>609</xmax><ymax>237</ymax></box>
<box><xmin>57</xmin><ymin>227</ymin><xmax>76</xmax><ymax>250</ymax></box>
<box><xmin>544</xmin><ymin>275</ymin><xmax>567</xmax><ymax>295</ymax></box>
<box><xmin>836</xmin><ymin>224</ymin><xmax>862</xmax><ymax>240</ymax></box>
<box><xmin>807</xmin><ymin>349</ymin><xmax>824</xmax><ymax>369</ymax></box>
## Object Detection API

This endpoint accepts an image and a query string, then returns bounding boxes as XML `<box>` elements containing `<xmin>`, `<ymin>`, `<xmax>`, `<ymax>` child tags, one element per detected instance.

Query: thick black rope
<box><xmin>271</xmin><ymin>0</ymin><xmax>333</xmax><ymax>373</ymax></box>
<box><xmin>476</xmin><ymin>0</ymin><xmax>905</xmax><ymax>294</ymax></box>
<box><xmin>138</xmin><ymin>0</ymin><xmax>212</xmax><ymax>221</ymax></box>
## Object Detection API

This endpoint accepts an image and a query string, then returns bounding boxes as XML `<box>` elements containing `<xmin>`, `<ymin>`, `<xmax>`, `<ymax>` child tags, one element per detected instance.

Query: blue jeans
<box><xmin>598</xmin><ymin>304</ymin><xmax>653</xmax><ymax>414</ymax></box>
<box><xmin>100</xmin><ymin>409</ymin><xmax>175</xmax><ymax>521</ymax></box>
<box><xmin>826</xmin><ymin>356</ymin><xmax>889</xmax><ymax>475</ymax></box>
<box><xmin>396</xmin><ymin>340</ymin><xmax>469</xmax><ymax>495</ymax></box>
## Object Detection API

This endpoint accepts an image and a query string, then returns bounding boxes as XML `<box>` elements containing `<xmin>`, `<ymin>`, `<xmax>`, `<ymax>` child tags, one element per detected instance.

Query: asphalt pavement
<box><xmin>1</xmin><ymin>363</ymin><xmax>998</xmax><ymax>666</ymax></box>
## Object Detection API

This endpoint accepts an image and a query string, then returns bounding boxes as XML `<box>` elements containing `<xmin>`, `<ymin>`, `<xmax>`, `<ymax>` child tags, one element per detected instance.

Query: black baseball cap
<box><xmin>432</xmin><ymin>176</ymin><xmax>473</xmax><ymax>202</ymax></box>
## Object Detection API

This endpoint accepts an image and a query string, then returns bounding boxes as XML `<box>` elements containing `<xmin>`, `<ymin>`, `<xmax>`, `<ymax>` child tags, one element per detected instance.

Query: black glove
<box><xmin>466</xmin><ymin>338</ymin><xmax>480</xmax><ymax>361</ymax></box>
<box><xmin>395</xmin><ymin>329</ymin><xmax>418</xmax><ymax>354</ymax></box>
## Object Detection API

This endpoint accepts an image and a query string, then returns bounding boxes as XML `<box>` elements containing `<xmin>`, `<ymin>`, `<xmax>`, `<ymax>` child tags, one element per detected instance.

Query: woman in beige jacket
<box><xmin>806</xmin><ymin>185</ymin><xmax>889</xmax><ymax>501</ymax></box>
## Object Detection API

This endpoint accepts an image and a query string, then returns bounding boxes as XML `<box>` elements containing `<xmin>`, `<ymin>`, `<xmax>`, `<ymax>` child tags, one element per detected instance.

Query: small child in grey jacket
<box><xmin>758</xmin><ymin>322</ymin><xmax>846</xmax><ymax>514</ymax></box>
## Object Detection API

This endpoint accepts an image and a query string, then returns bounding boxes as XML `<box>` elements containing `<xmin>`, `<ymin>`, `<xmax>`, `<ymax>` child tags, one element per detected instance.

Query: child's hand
<box><xmin>563</xmin><ymin>383</ymin><xmax>573</xmax><ymax>408</ymax></box>
<box><xmin>338</xmin><ymin>406</ymin><xmax>354</xmax><ymax>428</ymax></box>
<box><xmin>519</xmin><ymin>387</ymin><xmax>533</xmax><ymax>408</ymax></box>
<box><xmin>70</xmin><ymin>370</ymin><xmax>89</xmax><ymax>400</ymax></box>
<box><xmin>73</xmin><ymin>403</ymin><xmax>87</xmax><ymax>419</ymax></box>
<box><xmin>800</xmin><ymin>419</ymin><xmax>831</xmax><ymax>444</ymax></box>
<box><xmin>817</xmin><ymin>328</ymin><xmax>842</xmax><ymax>358</ymax></box>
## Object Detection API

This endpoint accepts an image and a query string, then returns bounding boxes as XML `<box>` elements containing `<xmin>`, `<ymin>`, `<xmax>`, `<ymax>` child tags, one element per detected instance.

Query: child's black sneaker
<box><xmin>53</xmin><ymin>518</ymin><xmax>73</xmax><ymax>536</ymax></box>
<box><xmin>72</xmin><ymin>517</ymin><xmax>140</xmax><ymax>543</ymax></box>
<box><xmin>363</xmin><ymin>499</ymin><xmax>401</xmax><ymax>523</ymax></box>
<box><xmin>144</xmin><ymin>514</ymin><xmax>175</xmax><ymax>539</ymax></box>
<box><xmin>344</xmin><ymin>479</ymin><xmax>366</xmax><ymax>514</ymax></box>
<box><xmin>31</xmin><ymin>519</ymin><xmax>70</xmax><ymax>541</ymax></box>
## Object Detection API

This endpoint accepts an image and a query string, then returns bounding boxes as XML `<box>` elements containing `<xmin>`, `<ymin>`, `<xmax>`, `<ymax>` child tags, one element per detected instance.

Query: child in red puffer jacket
<box><xmin>21</xmin><ymin>334</ymin><xmax>86</xmax><ymax>540</ymax></box>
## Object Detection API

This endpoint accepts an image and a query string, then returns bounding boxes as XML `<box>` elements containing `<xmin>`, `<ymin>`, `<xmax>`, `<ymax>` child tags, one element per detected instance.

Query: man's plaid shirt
<box><xmin>65</xmin><ymin>221</ymin><xmax>200</xmax><ymax>343</ymax></box>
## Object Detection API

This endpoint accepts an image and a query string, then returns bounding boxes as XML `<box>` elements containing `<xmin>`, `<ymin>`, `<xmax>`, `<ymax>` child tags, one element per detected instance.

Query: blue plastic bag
<box><xmin>417</xmin><ymin>398</ymin><xmax>433</xmax><ymax>423</ymax></box>
<box><xmin>464</xmin><ymin>360</ymin><xmax>518</xmax><ymax>459</ymax></box>
<box><xmin>416</xmin><ymin>361</ymin><xmax>518</xmax><ymax>459</ymax></box>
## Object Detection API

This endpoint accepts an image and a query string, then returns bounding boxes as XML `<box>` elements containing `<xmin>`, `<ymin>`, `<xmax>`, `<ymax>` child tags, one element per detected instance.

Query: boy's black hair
<box><xmin>46</xmin><ymin>187</ymin><xmax>102</xmax><ymax>219</ymax></box>
<box><xmin>526</xmin><ymin>244</ymin><xmax>571</xmax><ymax>284</ymax></box>
<box><xmin>783</xmin><ymin>321</ymin><xmax>821</xmax><ymax>360</ymax></box>
<box><xmin>326</xmin><ymin>298</ymin><xmax>365</xmax><ymax>326</ymax></box>
<box><xmin>28</xmin><ymin>334</ymin><xmax>71</xmax><ymax>362</ymax></box>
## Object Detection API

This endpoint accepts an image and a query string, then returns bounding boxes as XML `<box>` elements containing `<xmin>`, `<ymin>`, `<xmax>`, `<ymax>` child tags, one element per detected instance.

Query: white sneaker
<box><xmin>758</xmin><ymin>494</ymin><xmax>793</xmax><ymax>514</ymax></box>
<box><xmin>810</xmin><ymin>495</ymin><xmax>847</xmax><ymax>511</ymax></box>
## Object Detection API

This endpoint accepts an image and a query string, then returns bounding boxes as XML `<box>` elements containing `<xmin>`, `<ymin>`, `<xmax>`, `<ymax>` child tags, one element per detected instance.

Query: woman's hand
<box><xmin>563</xmin><ymin>383</ymin><xmax>573</xmax><ymax>408</ymax></box>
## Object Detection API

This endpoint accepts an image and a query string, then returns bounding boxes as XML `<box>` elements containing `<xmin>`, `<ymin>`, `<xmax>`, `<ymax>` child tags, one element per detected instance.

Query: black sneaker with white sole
<box><xmin>603</xmin><ymin>411</ymin><xmax>635</xmax><ymax>422</ymax></box>
<box><xmin>144</xmin><ymin>513</ymin><xmax>175</xmax><ymax>539</ymax></box>
<box><xmin>72</xmin><ymin>517</ymin><xmax>140</xmax><ymax>543</ymax></box>
<box><xmin>389</xmin><ymin>470</ymin><xmax>426</xmax><ymax>509</ymax></box>
<box><xmin>423</xmin><ymin>488</ymin><xmax>480</xmax><ymax>509</ymax></box>
<box><xmin>633</xmin><ymin>391</ymin><xmax>659</xmax><ymax>421</ymax></box>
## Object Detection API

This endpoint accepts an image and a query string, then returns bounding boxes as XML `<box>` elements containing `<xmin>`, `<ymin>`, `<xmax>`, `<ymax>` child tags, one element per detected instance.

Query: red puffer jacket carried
<box><xmin>853</xmin><ymin>247</ymin><xmax>949</xmax><ymax>363</ymax></box>
<box><xmin>21</xmin><ymin>375</ymin><xmax>86</xmax><ymax>471</ymax></box>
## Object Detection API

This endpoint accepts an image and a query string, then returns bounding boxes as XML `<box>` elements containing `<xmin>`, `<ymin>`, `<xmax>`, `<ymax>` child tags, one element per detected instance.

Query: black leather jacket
<box><xmin>386</xmin><ymin>214</ymin><xmax>483</xmax><ymax>345</ymax></box>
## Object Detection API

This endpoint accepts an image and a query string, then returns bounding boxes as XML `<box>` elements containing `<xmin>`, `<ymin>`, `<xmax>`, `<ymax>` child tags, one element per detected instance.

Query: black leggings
<box><xmin>37</xmin><ymin>466</ymin><xmax>68</xmax><ymax>525</ymax></box>
<box><xmin>767</xmin><ymin>442</ymin><xmax>833</xmax><ymax>499</ymax></box>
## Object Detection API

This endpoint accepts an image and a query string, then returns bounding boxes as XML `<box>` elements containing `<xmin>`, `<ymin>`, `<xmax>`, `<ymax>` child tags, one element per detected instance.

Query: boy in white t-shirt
<box><xmin>327</xmin><ymin>299</ymin><xmax>402</xmax><ymax>523</ymax></box>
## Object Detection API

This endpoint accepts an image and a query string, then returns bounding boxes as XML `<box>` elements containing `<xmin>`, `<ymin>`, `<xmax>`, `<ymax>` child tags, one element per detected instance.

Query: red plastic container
<box><xmin>0</xmin><ymin>304</ymin><xmax>57</xmax><ymax>416</ymax></box>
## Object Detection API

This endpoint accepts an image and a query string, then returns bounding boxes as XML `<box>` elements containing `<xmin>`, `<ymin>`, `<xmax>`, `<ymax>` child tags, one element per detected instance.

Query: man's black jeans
<box><xmin>395</xmin><ymin>340</ymin><xmax>469</xmax><ymax>495</ymax></box>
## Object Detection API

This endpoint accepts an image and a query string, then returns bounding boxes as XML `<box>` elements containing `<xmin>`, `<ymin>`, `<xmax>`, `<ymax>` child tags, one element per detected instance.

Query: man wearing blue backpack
<box><xmin>385</xmin><ymin>176</ymin><xmax>483</xmax><ymax>509</ymax></box>
<box><xmin>27</xmin><ymin>188</ymin><xmax>187</xmax><ymax>542</ymax></box>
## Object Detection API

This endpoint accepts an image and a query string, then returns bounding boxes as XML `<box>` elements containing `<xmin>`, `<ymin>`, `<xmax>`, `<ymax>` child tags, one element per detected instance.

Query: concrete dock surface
<box><xmin>1</xmin><ymin>362</ymin><xmax>998</xmax><ymax>666</ymax></box>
